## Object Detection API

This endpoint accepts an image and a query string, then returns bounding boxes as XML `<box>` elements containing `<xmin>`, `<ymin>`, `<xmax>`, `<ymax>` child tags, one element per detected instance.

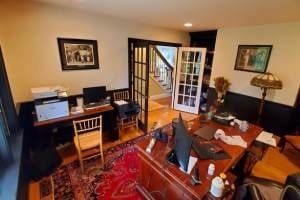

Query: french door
<box><xmin>172</xmin><ymin>47</ymin><xmax>206</xmax><ymax>114</ymax></box>
<box><xmin>128</xmin><ymin>39</ymin><xmax>149</xmax><ymax>132</ymax></box>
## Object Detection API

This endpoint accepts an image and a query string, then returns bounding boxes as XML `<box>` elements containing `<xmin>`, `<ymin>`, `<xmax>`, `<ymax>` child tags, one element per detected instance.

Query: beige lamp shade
<box><xmin>250</xmin><ymin>72</ymin><xmax>283</xmax><ymax>89</ymax></box>
<box><xmin>250</xmin><ymin>72</ymin><xmax>283</xmax><ymax>124</ymax></box>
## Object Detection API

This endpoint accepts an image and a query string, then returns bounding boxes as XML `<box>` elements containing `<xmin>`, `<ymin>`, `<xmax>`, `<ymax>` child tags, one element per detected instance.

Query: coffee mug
<box><xmin>239</xmin><ymin>121</ymin><xmax>249</xmax><ymax>132</ymax></box>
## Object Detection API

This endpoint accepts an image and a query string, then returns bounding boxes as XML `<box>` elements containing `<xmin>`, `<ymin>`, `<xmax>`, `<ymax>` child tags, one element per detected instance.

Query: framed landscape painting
<box><xmin>57</xmin><ymin>38</ymin><xmax>99</xmax><ymax>70</ymax></box>
<box><xmin>234</xmin><ymin>45</ymin><xmax>272</xmax><ymax>73</ymax></box>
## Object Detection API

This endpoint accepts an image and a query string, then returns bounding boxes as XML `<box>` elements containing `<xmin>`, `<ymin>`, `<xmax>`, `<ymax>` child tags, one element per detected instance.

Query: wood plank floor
<box><xmin>28</xmin><ymin>97</ymin><xmax>198</xmax><ymax>200</ymax></box>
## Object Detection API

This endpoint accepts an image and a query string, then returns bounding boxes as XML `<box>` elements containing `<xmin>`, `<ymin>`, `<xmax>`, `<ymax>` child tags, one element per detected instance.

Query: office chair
<box><xmin>281</xmin><ymin>135</ymin><xmax>300</xmax><ymax>153</ymax></box>
<box><xmin>235</xmin><ymin>172</ymin><xmax>300</xmax><ymax>200</ymax></box>
<box><xmin>73</xmin><ymin>115</ymin><xmax>104</xmax><ymax>173</ymax></box>
<box><xmin>113</xmin><ymin>90</ymin><xmax>139</xmax><ymax>131</ymax></box>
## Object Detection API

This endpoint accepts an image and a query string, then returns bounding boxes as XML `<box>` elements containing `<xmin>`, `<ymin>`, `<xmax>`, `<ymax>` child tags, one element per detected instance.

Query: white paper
<box><xmin>256</xmin><ymin>131</ymin><xmax>276</xmax><ymax>147</ymax></box>
<box><xmin>70</xmin><ymin>106</ymin><xmax>84</xmax><ymax>114</ymax></box>
<box><xmin>215</xmin><ymin>129</ymin><xmax>247</xmax><ymax>148</ymax></box>
<box><xmin>180</xmin><ymin>156</ymin><xmax>198</xmax><ymax>174</ymax></box>
<box><xmin>114</xmin><ymin>100</ymin><xmax>128</xmax><ymax>105</ymax></box>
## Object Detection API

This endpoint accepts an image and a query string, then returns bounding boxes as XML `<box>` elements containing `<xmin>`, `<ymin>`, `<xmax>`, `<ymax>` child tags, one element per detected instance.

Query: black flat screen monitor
<box><xmin>83</xmin><ymin>86</ymin><xmax>107</xmax><ymax>104</ymax></box>
<box><xmin>167</xmin><ymin>114</ymin><xmax>192</xmax><ymax>172</ymax></box>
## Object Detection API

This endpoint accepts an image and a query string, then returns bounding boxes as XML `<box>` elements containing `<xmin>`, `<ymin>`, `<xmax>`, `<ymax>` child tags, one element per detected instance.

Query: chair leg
<box><xmin>78</xmin><ymin>152</ymin><xmax>84</xmax><ymax>173</ymax></box>
<box><xmin>99</xmin><ymin>145</ymin><xmax>104</xmax><ymax>169</ymax></box>
<box><xmin>280</xmin><ymin>138</ymin><xmax>286</xmax><ymax>153</ymax></box>
<box><xmin>135</xmin><ymin>117</ymin><xmax>138</xmax><ymax>129</ymax></box>
<box><xmin>121</xmin><ymin>119</ymin><xmax>124</xmax><ymax>130</ymax></box>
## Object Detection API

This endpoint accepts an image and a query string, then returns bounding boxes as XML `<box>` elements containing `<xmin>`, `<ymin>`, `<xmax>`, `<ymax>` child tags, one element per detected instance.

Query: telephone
<box><xmin>213</xmin><ymin>112</ymin><xmax>235</xmax><ymax>126</ymax></box>
<box><xmin>153</xmin><ymin>129</ymin><xmax>168</xmax><ymax>143</ymax></box>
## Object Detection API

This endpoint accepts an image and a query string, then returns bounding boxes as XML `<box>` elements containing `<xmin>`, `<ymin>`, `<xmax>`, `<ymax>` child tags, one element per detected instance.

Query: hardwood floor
<box><xmin>28</xmin><ymin>97</ymin><xmax>198</xmax><ymax>200</ymax></box>
<box><xmin>147</xmin><ymin>97</ymin><xmax>199</xmax><ymax>131</ymax></box>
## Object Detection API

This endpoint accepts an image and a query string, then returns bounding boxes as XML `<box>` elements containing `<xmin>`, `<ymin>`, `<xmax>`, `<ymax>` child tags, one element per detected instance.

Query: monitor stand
<box><xmin>166</xmin><ymin>149</ymin><xmax>179</xmax><ymax>166</ymax></box>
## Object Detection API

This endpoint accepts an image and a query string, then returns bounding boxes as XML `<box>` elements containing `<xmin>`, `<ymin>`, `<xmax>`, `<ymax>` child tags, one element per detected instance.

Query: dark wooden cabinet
<box><xmin>190</xmin><ymin>30</ymin><xmax>217</xmax><ymax>112</ymax></box>
<box><xmin>135</xmin><ymin>119</ymin><xmax>261</xmax><ymax>200</ymax></box>
<box><xmin>137</xmin><ymin>141</ymin><xmax>196</xmax><ymax>200</ymax></box>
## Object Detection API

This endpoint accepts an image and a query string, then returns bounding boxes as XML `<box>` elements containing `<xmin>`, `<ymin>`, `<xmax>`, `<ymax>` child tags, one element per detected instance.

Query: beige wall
<box><xmin>149</xmin><ymin>77</ymin><xmax>168</xmax><ymax>97</ymax></box>
<box><xmin>0</xmin><ymin>1</ymin><xmax>189</xmax><ymax>103</ymax></box>
<box><xmin>211</xmin><ymin>22</ymin><xmax>300</xmax><ymax>106</ymax></box>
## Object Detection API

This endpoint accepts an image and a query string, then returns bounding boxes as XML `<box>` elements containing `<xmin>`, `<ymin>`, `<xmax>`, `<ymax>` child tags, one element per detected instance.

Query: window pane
<box><xmin>178</xmin><ymin>95</ymin><xmax>183</xmax><ymax>105</ymax></box>
<box><xmin>142</xmin><ymin>47</ymin><xmax>146</xmax><ymax>63</ymax></box>
<box><xmin>195</xmin><ymin>52</ymin><xmax>202</xmax><ymax>63</ymax></box>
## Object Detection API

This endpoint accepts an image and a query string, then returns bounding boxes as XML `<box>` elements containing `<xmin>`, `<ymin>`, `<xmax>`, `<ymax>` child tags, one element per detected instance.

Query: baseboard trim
<box><xmin>150</xmin><ymin>93</ymin><xmax>171</xmax><ymax>100</ymax></box>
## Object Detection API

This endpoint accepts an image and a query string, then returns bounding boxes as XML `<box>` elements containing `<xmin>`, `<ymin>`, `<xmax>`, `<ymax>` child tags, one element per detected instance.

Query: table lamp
<box><xmin>250</xmin><ymin>72</ymin><xmax>283</xmax><ymax>124</ymax></box>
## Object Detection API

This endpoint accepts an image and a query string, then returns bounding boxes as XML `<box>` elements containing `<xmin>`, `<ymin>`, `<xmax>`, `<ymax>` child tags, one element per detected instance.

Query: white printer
<box><xmin>31</xmin><ymin>86</ymin><xmax>69</xmax><ymax>121</ymax></box>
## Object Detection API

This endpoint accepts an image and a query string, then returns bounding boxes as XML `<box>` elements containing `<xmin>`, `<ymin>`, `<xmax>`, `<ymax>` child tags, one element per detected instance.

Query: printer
<box><xmin>31</xmin><ymin>86</ymin><xmax>69</xmax><ymax>121</ymax></box>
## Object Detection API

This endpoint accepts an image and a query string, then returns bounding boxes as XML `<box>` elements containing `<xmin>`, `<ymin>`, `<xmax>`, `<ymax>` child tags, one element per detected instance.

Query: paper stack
<box><xmin>114</xmin><ymin>100</ymin><xmax>128</xmax><ymax>105</ymax></box>
<box><xmin>256</xmin><ymin>131</ymin><xmax>276</xmax><ymax>147</ymax></box>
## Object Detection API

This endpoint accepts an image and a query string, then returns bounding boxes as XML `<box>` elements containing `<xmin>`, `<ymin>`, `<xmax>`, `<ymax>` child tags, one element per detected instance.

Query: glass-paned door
<box><xmin>172</xmin><ymin>47</ymin><xmax>206</xmax><ymax>114</ymax></box>
<box><xmin>0</xmin><ymin>98</ymin><xmax>12</xmax><ymax>163</ymax></box>
<box><xmin>128</xmin><ymin>39</ymin><xmax>149</xmax><ymax>132</ymax></box>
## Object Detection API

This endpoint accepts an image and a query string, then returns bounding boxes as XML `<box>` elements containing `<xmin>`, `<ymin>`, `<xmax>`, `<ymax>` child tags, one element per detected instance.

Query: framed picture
<box><xmin>57</xmin><ymin>38</ymin><xmax>99</xmax><ymax>70</ymax></box>
<box><xmin>234</xmin><ymin>45</ymin><xmax>272</xmax><ymax>73</ymax></box>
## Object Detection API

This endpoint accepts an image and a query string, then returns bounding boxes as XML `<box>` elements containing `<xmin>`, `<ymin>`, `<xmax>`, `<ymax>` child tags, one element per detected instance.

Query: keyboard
<box><xmin>84</xmin><ymin>102</ymin><xmax>110</xmax><ymax>110</ymax></box>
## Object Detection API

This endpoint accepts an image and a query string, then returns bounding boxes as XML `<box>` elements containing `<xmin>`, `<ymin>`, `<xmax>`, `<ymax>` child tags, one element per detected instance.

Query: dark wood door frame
<box><xmin>128</xmin><ymin>38</ymin><xmax>182</xmax><ymax>132</ymax></box>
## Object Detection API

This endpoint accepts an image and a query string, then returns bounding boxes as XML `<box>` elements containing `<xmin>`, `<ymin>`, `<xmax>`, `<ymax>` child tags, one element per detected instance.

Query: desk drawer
<box><xmin>137</xmin><ymin>152</ymin><xmax>195</xmax><ymax>200</ymax></box>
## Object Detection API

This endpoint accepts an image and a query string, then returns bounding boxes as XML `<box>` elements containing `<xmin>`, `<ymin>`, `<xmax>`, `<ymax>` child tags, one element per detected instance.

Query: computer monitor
<box><xmin>83</xmin><ymin>86</ymin><xmax>107</xmax><ymax>104</ymax></box>
<box><xmin>167</xmin><ymin>114</ymin><xmax>192</xmax><ymax>172</ymax></box>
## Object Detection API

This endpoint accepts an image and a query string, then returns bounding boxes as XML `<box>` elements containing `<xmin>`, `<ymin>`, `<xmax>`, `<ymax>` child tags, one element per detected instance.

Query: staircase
<box><xmin>149</xmin><ymin>46</ymin><xmax>173</xmax><ymax>95</ymax></box>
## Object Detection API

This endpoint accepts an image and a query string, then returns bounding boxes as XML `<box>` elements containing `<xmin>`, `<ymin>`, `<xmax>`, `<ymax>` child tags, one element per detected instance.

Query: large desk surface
<box><xmin>33</xmin><ymin>105</ymin><xmax>114</xmax><ymax>127</ymax></box>
<box><xmin>135</xmin><ymin>118</ymin><xmax>262</xmax><ymax>199</ymax></box>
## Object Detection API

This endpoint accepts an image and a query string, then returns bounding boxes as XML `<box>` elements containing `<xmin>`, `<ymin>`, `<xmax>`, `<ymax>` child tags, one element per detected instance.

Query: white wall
<box><xmin>0</xmin><ymin>1</ymin><xmax>189</xmax><ymax>103</ymax></box>
<box><xmin>211</xmin><ymin>22</ymin><xmax>300</xmax><ymax>106</ymax></box>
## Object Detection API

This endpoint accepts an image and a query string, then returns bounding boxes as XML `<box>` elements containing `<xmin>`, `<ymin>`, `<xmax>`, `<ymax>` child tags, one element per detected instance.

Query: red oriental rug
<box><xmin>52</xmin><ymin>124</ymin><xmax>172</xmax><ymax>200</ymax></box>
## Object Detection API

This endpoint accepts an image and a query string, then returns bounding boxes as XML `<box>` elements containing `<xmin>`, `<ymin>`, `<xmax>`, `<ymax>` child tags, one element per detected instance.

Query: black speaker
<box><xmin>29</xmin><ymin>148</ymin><xmax>62</xmax><ymax>181</ymax></box>
<box><xmin>154</xmin><ymin>129</ymin><xmax>168</xmax><ymax>143</ymax></box>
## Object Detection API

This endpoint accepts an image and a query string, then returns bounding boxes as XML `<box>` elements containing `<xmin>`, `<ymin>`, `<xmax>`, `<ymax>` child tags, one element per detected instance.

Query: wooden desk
<box><xmin>34</xmin><ymin>105</ymin><xmax>114</xmax><ymax>127</ymax></box>
<box><xmin>135</xmin><ymin>118</ymin><xmax>262</xmax><ymax>199</ymax></box>
<box><xmin>33</xmin><ymin>105</ymin><xmax>118</xmax><ymax>148</ymax></box>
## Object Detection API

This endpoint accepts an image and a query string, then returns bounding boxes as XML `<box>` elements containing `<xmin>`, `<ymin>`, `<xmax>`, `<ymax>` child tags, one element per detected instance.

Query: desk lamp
<box><xmin>250</xmin><ymin>72</ymin><xmax>282</xmax><ymax>124</ymax></box>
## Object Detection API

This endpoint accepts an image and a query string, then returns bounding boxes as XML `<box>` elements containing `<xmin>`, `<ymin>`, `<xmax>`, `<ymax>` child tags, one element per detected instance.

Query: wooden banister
<box><xmin>152</xmin><ymin>46</ymin><xmax>173</xmax><ymax>70</ymax></box>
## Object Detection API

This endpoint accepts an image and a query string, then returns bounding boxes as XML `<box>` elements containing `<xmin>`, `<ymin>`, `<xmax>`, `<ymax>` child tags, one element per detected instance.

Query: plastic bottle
<box><xmin>207</xmin><ymin>163</ymin><xmax>215</xmax><ymax>179</ymax></box>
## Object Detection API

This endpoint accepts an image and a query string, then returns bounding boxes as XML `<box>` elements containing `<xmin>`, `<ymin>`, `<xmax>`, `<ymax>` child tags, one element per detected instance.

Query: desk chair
<box><xmin>281</xmin><ymin>135</ymin><xmax>300</xmax><ymax>153</ymax></box>
<box><xmin>113</xmin><ymin>90</ymin><xmax>130</xmax><ymax>101</ymax></box>
<box><xmin>251</xmin><ymin>145</ymin><xmax>300</xmax><ymax>184</ymax></box>
<box><xmin>235</xmin><ymin>173</ymin><xmax>300</xmax><ymax>200</ymax></box>
<box><xmin>73</xmin><ymin>115</ymin><xmax>104</xmax><ymax>173</ymax></box>
<box><xmin>113</xmin><ymin>90</ymin><xmax>139</xmax><ymax>131</ymax></box>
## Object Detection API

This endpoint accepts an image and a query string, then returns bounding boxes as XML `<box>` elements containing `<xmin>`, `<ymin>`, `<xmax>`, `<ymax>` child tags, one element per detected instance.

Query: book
<box><xmin>114</xmin><ymin>100</ymin><xmax>128</xmax><ymax>105</ymax></box>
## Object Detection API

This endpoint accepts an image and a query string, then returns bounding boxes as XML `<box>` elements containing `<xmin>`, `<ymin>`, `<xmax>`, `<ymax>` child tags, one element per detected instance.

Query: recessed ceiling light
<box><xmin>184</xmin><ymin>23</ymin><xmax>193</xmax><ymax>27</ymax></box>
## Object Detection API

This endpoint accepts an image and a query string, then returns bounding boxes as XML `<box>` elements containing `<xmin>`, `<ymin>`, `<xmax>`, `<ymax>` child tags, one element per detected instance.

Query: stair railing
<box><xmin>150</xmin><ymin>46</ymin><xmax>173</xmax><ymax>91</ymax></box>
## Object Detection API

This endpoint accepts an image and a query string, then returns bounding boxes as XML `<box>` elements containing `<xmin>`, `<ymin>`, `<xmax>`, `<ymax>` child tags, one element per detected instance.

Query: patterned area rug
<box><xmin>52</xmin><ymin>124</ymin><xmax>172</xmax><ymax>200</ymax></box>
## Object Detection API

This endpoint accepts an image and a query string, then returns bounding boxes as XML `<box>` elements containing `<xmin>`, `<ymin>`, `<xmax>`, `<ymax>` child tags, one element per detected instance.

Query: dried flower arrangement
<box><xmin>214</xmin><ymin>77</ymin><xmax>230</xmax><ymax>103</ymax></box>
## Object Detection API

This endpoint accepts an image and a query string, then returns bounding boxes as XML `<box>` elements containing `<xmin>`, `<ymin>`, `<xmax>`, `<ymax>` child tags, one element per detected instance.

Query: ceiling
<box><xmin>35</xmin><ymin>0</ymin><xmax>300</xmax><ymax>31</ymax></box>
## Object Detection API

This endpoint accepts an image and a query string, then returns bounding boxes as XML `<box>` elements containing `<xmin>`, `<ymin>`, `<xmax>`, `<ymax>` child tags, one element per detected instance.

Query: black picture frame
<box><xmin>234</xmin><ymin>45</ymin><xmax>272</xmax><ymax>73</ymax></box>
<box><xmin>57</xmin><ymin>38</ymin><xmax>99</xmax><ymax>70</ymax></box>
